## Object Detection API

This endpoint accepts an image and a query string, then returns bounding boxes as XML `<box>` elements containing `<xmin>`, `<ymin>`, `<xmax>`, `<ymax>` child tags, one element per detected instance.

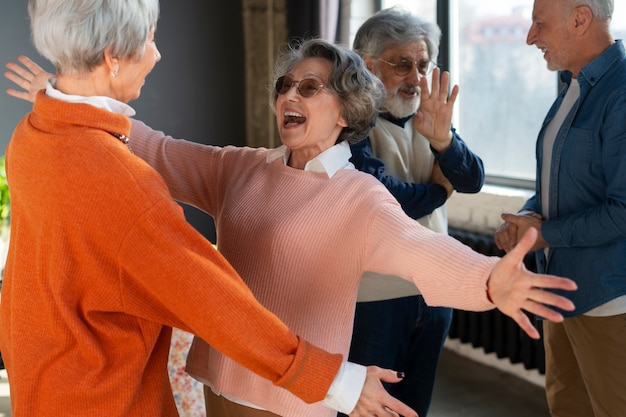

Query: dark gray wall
<box><xmin>0</xmin><ymin>1</ymin><xmax>247</xmax><ymax>242</ymax></box>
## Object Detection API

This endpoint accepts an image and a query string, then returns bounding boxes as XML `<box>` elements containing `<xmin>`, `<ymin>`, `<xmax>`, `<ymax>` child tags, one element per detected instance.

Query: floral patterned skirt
<box><xmin>168</xmin><ymin>328</ymin><xmax>206</xmax><ymax>417</ymax></box>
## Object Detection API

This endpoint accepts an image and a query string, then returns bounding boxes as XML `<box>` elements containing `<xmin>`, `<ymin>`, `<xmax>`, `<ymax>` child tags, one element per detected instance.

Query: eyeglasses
<box><xmin>378</xmin><ymin>58</ymin><xmax>437</xmax><ymax>77</ymax></box>
<box><xmin>275</xmin><ymin>75</ymin><xmax>328</xmax><ymax>98</ymax></box>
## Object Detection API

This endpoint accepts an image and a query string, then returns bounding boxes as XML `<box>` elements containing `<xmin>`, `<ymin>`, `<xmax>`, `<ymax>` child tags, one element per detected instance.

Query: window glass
<box><xmin>613</xmin><ymin>2</ymin><xmax>626</xmax><ymax>39</ymax></box>
<box><xmin>453</xmin><ymin>0</ymin><xmax>554</xmax><ymax>183</ymax></box>
<box><xmin>381</xmin><ymin>0</ymin><xmax>437</xmax><ymax>22</ymax></box>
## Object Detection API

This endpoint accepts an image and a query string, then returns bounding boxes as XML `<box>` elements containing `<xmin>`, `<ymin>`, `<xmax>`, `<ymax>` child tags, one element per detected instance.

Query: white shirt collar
<box><xmin>266</xmin><ymin>141</ymin><xmax>355</xmax><ymax>178</ymax></box>
<box><xmin>45</xmin><ymin>79</ymin><xmax>136</xmax><ymax>117</ymax></box>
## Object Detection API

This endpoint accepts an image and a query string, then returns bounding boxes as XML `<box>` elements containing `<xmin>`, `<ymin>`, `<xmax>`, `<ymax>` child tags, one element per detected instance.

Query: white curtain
<box><xmin>319</xmin><ymin>0</ymin><xmax>340</xmax><ymax>41</ymax></box>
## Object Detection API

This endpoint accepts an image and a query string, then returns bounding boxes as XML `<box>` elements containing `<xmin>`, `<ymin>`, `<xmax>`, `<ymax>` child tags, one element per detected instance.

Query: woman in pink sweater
<box><xmin>128</xmin><ymin>39</ymin><xmax>576</xmax><ymax>417</ymax></box>
<box><xmin>6</xmin><ymin>40</ymin><xmax>576</xmax><ymax>417</ymax></box>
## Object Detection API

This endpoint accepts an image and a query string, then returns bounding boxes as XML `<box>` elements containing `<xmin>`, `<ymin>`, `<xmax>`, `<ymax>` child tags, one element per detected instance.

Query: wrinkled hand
<box><xmin>430</xmin><ymin>162</ymin><xmax>453</xmax><ymax>198</ymax></box>
<box><xmin>488</xmin><ymin>228</ymin><xmax>576</xmax><ymax>339</ymax></box>
<box><xmin>4</xmin><ymin>55</ymin><xmax>52</xmax><ymax>103</ymax></box>
<box><xmin>350</xmin><ymin>367</ymin><xmax>417</xmax><ymax>417</ymax></box>
<box><xmin>494</xmin><ymin>211</ymin><xmax>545</xmax><ymax>253</ymax></box>
<box><xmin>413</xmin><ymin>67</ymin><xmax>459</xmax><ymax>153</ymax></box>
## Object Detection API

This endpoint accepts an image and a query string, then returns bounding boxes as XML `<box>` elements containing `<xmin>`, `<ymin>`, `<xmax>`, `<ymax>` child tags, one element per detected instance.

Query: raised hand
<box><xmin>488</xmin><ymin>228</ymin><xmax>576</xmax><ymax>339</ymax></box>
<box><xmin>413</xmin><ymin>67</ymin><xmax>459</xmax><ymax>153</ymax></box>
<box><xmin>4</xmin><ymin>55</ymin><xmax>53</xmax><ymax>103</ymax></box>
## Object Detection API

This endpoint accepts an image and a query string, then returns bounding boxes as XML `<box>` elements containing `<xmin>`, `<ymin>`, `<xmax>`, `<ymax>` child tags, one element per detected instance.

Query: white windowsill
<box><xmin>447</xmin><ymin>184</ymin><xmax>534</xmax><ymax>236</ymax></box>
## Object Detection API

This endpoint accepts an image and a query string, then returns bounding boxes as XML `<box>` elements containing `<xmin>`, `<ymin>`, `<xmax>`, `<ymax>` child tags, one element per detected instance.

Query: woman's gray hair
<box><xmin>271</xmin><ymin>38</ymin><xmax>385</xmax><ymax>145</ymax></box>
<box><xmin>568</xmin><ymin>0</ymin><xmax>613</xmax><ymax>20</ymax></box>
<box><xmin>28</xmin><ymin>0</ymin><xmax>160</xmax><ymax>75</ymax></box>
<box><xmin>353</xmin><ymin>6</ymin><xmax>441</xmax><ymax>63</ymax></box>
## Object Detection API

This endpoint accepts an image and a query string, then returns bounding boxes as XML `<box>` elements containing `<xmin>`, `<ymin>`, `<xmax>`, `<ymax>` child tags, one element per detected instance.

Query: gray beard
<box><xmin>383</xmin><ymin>93</ymin><xmax>420</xmax><ymax>119</ymax></box>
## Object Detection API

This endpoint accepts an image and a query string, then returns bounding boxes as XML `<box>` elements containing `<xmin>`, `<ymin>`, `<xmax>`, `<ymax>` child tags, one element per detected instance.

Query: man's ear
<box><xmin>362</xmin><ymin>54</ymin><xmax>375</xmax><ymax>72</ymax></box>
<box><xmin>572</xmin><ymin>5</ymin><xmax>593</xmax><ymax>32</ymax></box>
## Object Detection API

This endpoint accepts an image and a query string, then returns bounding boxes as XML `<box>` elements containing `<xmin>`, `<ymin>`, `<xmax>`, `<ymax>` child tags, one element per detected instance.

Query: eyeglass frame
<box><xmin>377</xmin><ymin>57</ymin><xmax>437</xmax><ymax>77</ymax></box>
<box><xmin>274</xmin><ymin>75</ymin><xmax>329</xmax><ymax>98</ymax></box>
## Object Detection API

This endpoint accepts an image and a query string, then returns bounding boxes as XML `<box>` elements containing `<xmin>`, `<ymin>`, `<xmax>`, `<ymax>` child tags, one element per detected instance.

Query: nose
<box><xmin>284</xmin><ymin>82</ymin><xmax>301</xmax><ymax>99</ymax></box>
<box><xmin>154</xmin><ymin>46</ymin><xmax>162</xmax><ymax>62</ymax></box>
<box><xmin>526</xmin><ymin>23</ymin><xmax>537</xmax><ymax>46</ymax></box>
<box><xmin>406</xmin><ymin>66</ymin><xmax>423</xmax><ymax>85</ymax></box>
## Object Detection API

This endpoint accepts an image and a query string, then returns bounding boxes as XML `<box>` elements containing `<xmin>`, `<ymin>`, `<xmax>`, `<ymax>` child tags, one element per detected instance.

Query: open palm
<box><xmin>413</xmin><ymin>67</ymin><xmax>459</xmax><ymax>152</ymax></box>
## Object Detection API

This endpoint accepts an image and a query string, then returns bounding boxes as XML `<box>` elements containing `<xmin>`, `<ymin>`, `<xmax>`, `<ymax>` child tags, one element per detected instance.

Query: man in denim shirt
<box><xmin>495</xmin><ymin>0</ymin><xmax>626</xmax><ymax>415</ymax></box>
<box><xmin>345</xmin><ymin>8</ymin><xmax>485</xmax><ymax>417</ymax></box>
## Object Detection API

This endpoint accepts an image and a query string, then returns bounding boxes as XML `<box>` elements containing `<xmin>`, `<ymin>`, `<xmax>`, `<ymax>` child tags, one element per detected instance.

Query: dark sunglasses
<box><xmin>275</xmin><ymin>75</ymin><xmax>328</xmax><ymax>98</ymax></box>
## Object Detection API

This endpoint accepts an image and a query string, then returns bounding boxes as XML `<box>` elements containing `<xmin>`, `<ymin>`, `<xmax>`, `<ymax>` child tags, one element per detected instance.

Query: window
<box><xmin>453</xmin><ymin>0</ymin><xmax>553</xmax><ymax>185</ymax></box>
<box><xmin>348</xmin><ymin>0</ymin><xmax>626</xmax><ymax>188</ymax></box>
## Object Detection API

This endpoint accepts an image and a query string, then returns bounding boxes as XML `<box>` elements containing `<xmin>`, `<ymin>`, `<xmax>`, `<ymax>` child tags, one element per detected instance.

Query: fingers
<box><xmin>510</xmin><ymin>312</ymin><xmax>540</xmax><ymax>339</ymax></box>
<box><xmin>4</xmin><ymin>68</ymin><xmax>32</xmax><ymax>91</ymax></box>
<box><xmin>374</xmin><ymin>369</ymin><xmax>416</xmax><ymax>416</ymax></box>
<box><xmin>17</xmin><ymin>55</ymin><xmax>42</xmax><ymax>73</ymax></box>
<box><xmin>507</xmin><ymin>227</ymin><xmax>537</xmax><ymax>259</ymax></box>
<box><xmin>5</xmin><ymin>89</ymin><xmax>31</xmax><ymax>101</ymax></box>
<box><xmin>425</xmin><ymin>67</ymin><xmax>458</xmax><ymax>104</ymax></box>
<box><xmin>447</xmin><ymin>84</ymin><xmax>459</xmax><ymax>107</ymax></box>
<box><xmin>429</xmin><ymin>67</ymin><xmax>440</xmax><ymax>98</ymax></box>
<box><xmin>351</xmin><ymin>367</ymin><xmax>417</xmax><ymax>417</ymax></box>
<box><xmin>437</xmin><ymin>69</ymin><xmax>449</xmax><ymax>101</ymax></box>
<box><xmin>532</xmin><ymin>274</ymin><xmax>577</xmax><ymax>292</ymax></box>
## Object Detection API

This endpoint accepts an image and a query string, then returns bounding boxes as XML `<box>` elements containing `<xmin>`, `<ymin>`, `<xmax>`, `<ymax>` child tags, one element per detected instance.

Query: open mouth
<box><xmin>284</xmin><ymin>111</ymin><xmax>307</xmax><ymax>126</ymax></box>
<box><xmin>398</xmin><ymin>85</ymin><xmax>419</xmax><ymax>99</ymax></box>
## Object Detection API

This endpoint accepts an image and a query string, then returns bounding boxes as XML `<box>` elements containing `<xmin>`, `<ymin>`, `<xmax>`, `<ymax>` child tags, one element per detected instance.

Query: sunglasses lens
<box><xmin>275</xmin><ymin>76</ymin><xmax>293</xmax><ymax>95</ymax></box>
<box><xmin>275</xmin><ymin>76</ymin><xmax>324</xmax><ymax>98</ymax></box>
<box><xmin>298</xmin><ymin>79</ymin><xmax>322</xmax><ymax>98</ymax></box>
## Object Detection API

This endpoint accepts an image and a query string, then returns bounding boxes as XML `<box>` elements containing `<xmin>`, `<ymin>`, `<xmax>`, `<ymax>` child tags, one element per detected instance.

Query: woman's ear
<box><xmin>103</xmin><ymin>50</ymin><xmax>120</xmax><ymax>78</ymax></box>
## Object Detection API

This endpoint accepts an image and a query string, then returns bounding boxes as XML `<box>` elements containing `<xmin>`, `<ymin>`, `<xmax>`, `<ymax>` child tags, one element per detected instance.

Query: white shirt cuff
<box><xmin>322</xmin><ymin>361</ymin><xmax>367</xmax><ymax>414</ymax></box>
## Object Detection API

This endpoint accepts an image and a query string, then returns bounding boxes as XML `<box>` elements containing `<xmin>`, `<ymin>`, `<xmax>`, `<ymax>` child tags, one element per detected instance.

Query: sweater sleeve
<box><xmin>361</xmin><ymin>194</ymin><xmax>497</xmax><ymax>311</ymax></box>
<box><xmin>350</xmin><ymin>137</ymin><xmax>448</xmax><ymax>219</ymax></box>
<box><xmin>118</xmin><ymin>164</ymin><xmax>342</xmax><ymax>404</ymax></box>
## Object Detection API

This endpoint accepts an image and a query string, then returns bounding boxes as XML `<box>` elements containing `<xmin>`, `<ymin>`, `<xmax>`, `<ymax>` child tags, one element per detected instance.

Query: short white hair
<box><xmin>568</xmin><ymin>0</ymin><xmax>613</xmax><ymax>20</ymax></box>
<box><xmin>28</xmin><ymin>0</ymin><xmax>160</xmax><ymax>75</ymax></box>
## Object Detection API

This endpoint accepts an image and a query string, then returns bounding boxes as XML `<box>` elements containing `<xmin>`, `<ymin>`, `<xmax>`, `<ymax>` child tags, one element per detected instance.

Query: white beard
<box><xmin>383</xmin><ymin>89</ymin><xmax>420</xmax><ymax>118</ymax></box>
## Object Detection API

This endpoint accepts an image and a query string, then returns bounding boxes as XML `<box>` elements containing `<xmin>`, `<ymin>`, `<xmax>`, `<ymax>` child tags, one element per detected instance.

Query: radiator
<box><xmin>447</xmin><ymin>228</ymin><xmax>546</xmax><ymax>374</ymax></box>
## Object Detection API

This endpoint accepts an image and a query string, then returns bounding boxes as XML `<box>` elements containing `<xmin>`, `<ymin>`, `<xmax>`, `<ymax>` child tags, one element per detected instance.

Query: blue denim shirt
<box><xmin>522</xmin><ymin>40</ymin><xmax>626</xmax><ymax>316</ymax></box>
<box><xmin>350</xmin><ymin>115</ymin><xmax>484</xmax><ymax>220</ymax></box>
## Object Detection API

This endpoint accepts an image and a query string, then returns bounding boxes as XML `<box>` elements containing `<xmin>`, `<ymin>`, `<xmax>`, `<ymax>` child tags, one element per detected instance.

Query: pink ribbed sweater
<box><xmin>131</xmin><ymin>120</ymin><xmax>499</xmax><ymax>417</ymax></box>
<box><xmin>0</xmin><ymin>93</ymin><xmax>342</xmax><ymax>416</ymax></box>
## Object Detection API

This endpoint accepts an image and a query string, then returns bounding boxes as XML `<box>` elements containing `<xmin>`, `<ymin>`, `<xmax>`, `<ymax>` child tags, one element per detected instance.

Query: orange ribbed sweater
<box><xmin>130</xmin><ymin>121</ymin><xmax>500</xmax><ymax>417</ymax></box>
<box><xmin>0</xmin><ymin>92</ymin><xmax>342</xmax><ymax>416</ymax></box>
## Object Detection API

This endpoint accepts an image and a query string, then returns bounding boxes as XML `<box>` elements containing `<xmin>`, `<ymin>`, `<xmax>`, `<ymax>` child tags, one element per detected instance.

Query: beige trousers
<box><xmin>543</xmin><ymin>313</ymin><xmax>626</xmax><ymax>417</ymax></box>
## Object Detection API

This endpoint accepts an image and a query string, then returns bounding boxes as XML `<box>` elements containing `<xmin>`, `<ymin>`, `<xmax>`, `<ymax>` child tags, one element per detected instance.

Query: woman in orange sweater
<box><xmin>0</xmin><ymin>1</ymin><xmax>417</xmax><ymax>416</ymax></box>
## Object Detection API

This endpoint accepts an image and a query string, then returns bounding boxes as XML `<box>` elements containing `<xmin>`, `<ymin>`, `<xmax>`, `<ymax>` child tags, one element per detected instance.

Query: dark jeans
<box><xmin>340</xmin><ymin>295</ymin><xmax>452</xmax><ymax>417</ymax></box>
